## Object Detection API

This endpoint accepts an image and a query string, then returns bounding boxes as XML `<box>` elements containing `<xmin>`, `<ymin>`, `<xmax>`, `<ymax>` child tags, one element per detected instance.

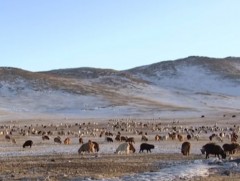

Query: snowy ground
<box><xmin>0</xmin><ymin>120</ymin><xmax>240</xmax><ymax>181</ymax></box>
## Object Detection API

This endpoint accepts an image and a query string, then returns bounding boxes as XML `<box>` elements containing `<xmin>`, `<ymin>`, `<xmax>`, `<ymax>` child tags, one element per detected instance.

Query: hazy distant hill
<box><xmin>0</xmin><ymin>56</ymin><xmax>240</xmax><ymax>118</ymax></box>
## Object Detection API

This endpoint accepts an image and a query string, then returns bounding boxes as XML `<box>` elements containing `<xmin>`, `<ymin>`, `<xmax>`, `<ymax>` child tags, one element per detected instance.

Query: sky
<box><xmin>0</xmin><ymin>1</ymin><xmax>240</xmax><ymax>72</ymax></box>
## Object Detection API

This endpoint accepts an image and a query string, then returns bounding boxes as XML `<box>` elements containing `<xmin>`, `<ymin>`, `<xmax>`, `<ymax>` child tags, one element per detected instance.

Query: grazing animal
<box><xmin>231</xmin><ymin>132</ymin><xmax>238</xmax><ymax>142</ymax></box>
<box><xmin>120</xmin><ymin>136</ymin><xmax>127</xmax><ymax>141</ymax></box>
<box><xmin>177</xmin><ymin>134</ymin><xmax>184</xmax><ymax>142</ymax></box>
<box><xmin>5</xmin><ymin>135</ymin><xmax>11</xmax><ymax>141</ymax></box>
<box><xmin>106</xmin><ymin>137</ymin><xmax>113</xmax><ymax>142</ymax></box>
<box><xmin>115</xmin><ymin>134</ymin><xmax>121</xmax><ymax>141</ymax></box>
<box><xmin>92</xmin><ymin>141</ymin><xmax>99</xmax><ymax>152</ymax></box>
<box><xmin>115</xmin><ymin>142</ymin><xmax>130</xmax><ymax>154</ymax></box>
<box><xmin>129</xmin><ymin>143</ymin><xmax>136</xmax><ymax>153</ymax></box>
<box><xmin>11</xmin><ymin>138</ymin><xmax>16</xmax><ymax>144</ymax></box>
<box><xmin>139</xmin><ymin>143</ymin><xmax>155</xmax><ymax>153</ymax></box>
<box><xmin>187</xmin><ymin>134</ymin><xmax>191</xmax><ymax>140</ymax></box>
<box><xmin>155</xmin><ymin>135</ymin><xmax>162</xmax><ymax>141</ymax></box>
<box><xmin>79</xmin><ymin>137</ymin><xmax>83</xmax><ymax>144</ymax></box>
<box><xmin>209</xmin><ymin>134</ymin><xmax>216</xmax><ymax>141</ymax></box>
<box><xmin>141</xmin><ymin>135</ymin><xmax>148</xmax><ymax>141</ymax></box>
<box><xmin>223</xmin><ymin>143</ymin><xmax>240</xmax><ymax>155</ymax></box>
<box><xmin>169</xmin><ymin>132</ymin><xmax>177</xmax><ymax>140</ymax></box>
<box><xmin>54</xmin><ymin>136</ymin><xmax>62</xmax><ymax>144</ymax></box>
<box><xmin>23</xmin><ymin>140</ymin><xmax>33</xmax><ymax>148</ymax></box>
<box><xmin>181</xmin><ymin>141</ymin><xmax>191</xmax><ymax>156</ymax></box>
<box><xmin>64</xmin><ymin>137</ymin><xmax>71</xmax><ymax>145</ymax></box>
<box><xmin>42</xmin><ymin>135</ymin><xmax>50</xmax><ymax>140</ymax></box>
<box><xmin>201</xmin><ymin>143</ymin><xmax>226</xmax><ymax>159</ymax></box>
<box><xmin>78</xmin><ymin>140</ymin><xmax>95</xmax><ymax>154</ymax></box>
<box><xmin>126</xmin><ymin>137</ymin><xmax>135</xmax><ymax>144</ymax></box>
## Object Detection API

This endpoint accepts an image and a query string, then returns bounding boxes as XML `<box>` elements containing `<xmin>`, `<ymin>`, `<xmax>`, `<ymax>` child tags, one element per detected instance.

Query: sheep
<box><xmin>139</xmin><ymin>143</ymin><xmax>155</xmax><ymax>153</ymax></box>
<box><xmin>181</xmin><ymin>141</ymin><xmax>191</xmax><ymax>156</ymax></box>
<box><xmin>201</xmin><ymin>143</ymin><xmax>226</xmax><ymax>159</ymax></box>
<box><xmin>231</xmin><ymin>132</ymin><xmax>238</xmax><ymax>142</ymax></box>
<box><xmin>187</xmin><ymin>134</ymin><xmax>191</xmax><ymax>140</ymax></box>
<box><xmin>5</xmin><ymin>135</ymin><xmax>11</xmax><ymax>141</ymax></box>
<box><xmin>155</xmin><ymin>135</ymin><xmax>161</xmax><ymax>141</ymax></box>
<box><xmin>115</xmin><ymin>142</ymin><xmax>130</xmax><ymax>154</ymax></box>
<box><xmin>177</xmin><ymin>134</ymin><xmax>184</xmax><ymax>142</ymax></box>
<box><xmin>42</xmin><ymin>135</ymin><xmax>50</xmax><ymax>141</ymax></box>
<box><xmin>54</xmin><ymin>136</ymin><xmax>62</xmax><ymax>144</ymax></box>
<box><xmin>79</xmin><ymin>137</ymin><xmax>83</xmax><ymax>144</ymax></box>
<box><xmin>115</xmin><ymin>134</ymin><xmax>121</xmax><ymax>141</ymax></box>
<box><xmin>11</xmin><ymin>138</ymin><xmax>16</xmax><ymax>144</ymax></box>
<box><xmin>64</xmin><ymin>137</ymin><xmax>71</xmax><ymax>145</ymax></box>
<box><xmin>141</xmin><ymin>135</ymin><xmax>148</xmax><ymax>141</ymax></box>
<box><xmin>106</xmin><ymin>137</ymin><xmax>113</xmax><ymax>142</ymax></box>
<box><xmin>23</xmin><ymin>140</ymin><xmax>33</xmax><ymax>148</ymax></box>
<box><xmin>126</xmin><ymin>137</ymin><xmax>135</xmax><ymax>144</ymax></box>
<box><xmin>120</xmin><ymin>136</ymin><xmax>127</xmax><ymax>141</ymax></box>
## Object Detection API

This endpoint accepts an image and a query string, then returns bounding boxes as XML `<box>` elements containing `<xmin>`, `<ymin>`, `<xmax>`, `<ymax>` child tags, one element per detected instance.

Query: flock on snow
<box><xmin>0</xmin><ymin>115</ymin><xmax>240</xmax><ymax>160</ymax></box>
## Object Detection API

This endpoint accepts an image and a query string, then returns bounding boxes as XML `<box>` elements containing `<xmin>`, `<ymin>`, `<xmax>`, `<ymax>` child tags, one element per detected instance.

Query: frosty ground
<box><xmin>0</xmin><ymin>114</ymin><xmax>240</xmax><ymax>181</ymax></box>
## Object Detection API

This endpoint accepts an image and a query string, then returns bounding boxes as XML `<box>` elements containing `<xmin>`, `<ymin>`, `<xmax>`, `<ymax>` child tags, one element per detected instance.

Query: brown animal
<box><xmin>105</xmin><ymin>131</ymin><xmax>113</xmax><ymax>136</ymax></box>
<box><xmin>231</xmin><ymin>132</ymin><xmax>238</xmax><ymax>142</ymax></box>
<box><xmin>64</xmin><ymin>137</ymin><xmax>71</xmax><ymax>145</ymax></box>
<box><xmin>141</xmin><ymin>135</ymin><xmax>148</xmax><ymax>141</ymax></box>
<box><xmin>209</xmin><ymin>134</ymin><xmax>216</xmax><ymax>141</ymax></box>
<box><xmin>115</xmin><ymin>134</ymin><xmax>121</xmax><ymax>141</ymax></box>
<box><xmin>79</xmin><ymin>137</ymin><xmax>83</xmax><ymax>144</ymax></box>
<box><xmin>92</xmin><ymin>141</ymin><xmax>99</xmax><ymax>152</ymax></box>
<box><xmin>126</xmin><ymin>137</ymin><xmax>135</xmax><ymax>144</ymax></box>
<box><xmin>42</xmin><ymin>135</ymin><xmax>50</xmax><ymax>141</ymax></box>
<box><xmin>78</xmin><ymin>140</ymin><xmax>95</xmax><ymax>154</ymax></box>
<box><xmin>120</xmin><ymin>136</ymin><xmax>127</xmax><ymax>141</ymax></box>
<box><xmin>129</xmin><ymin>143</ymin><xmax>136</xmax><ymax>153</ymax></box>
<box><xmin>187</xmin><ymin>134</ymin><xmax>191</xmax><ymax>140</ymax></box>
<box><xmin>5</xmin><ymin>135</ymin><xmax>11</xmax><ymax>141</ymax></box>
<box><xmin>11</xmin><ymin>138</ymin><xmax>16</xmax><ymax>144</ymax></box>
<box><xmin>155</xmin><ymin>135</ymin><xmax>161</xmax><ymax>141</ymax></box>
<box><xmin>169</xmin><ymin>132</ymin><xmax>177</xmax><ymax>140</ymax></box>
<box><xmin>177</xmin><ymin>134</ymin><xmax>184</xmax><ymax>142</ymax></box>
<box><xmin>181</xmin><ymin>141</ymin><xmax>191</xmax><ymax>156</ymax></box>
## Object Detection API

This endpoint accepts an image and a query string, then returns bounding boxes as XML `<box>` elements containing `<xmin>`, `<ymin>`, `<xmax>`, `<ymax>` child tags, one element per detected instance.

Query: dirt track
<box><xmin>1</xmin><ymin>153</ymin><xmax>240</xmax><ymax>181</ymax></box>
<box><xmin>0</xmin><ymin>153</ymin><xmax>203</xmax><ymax>180</ymax></box>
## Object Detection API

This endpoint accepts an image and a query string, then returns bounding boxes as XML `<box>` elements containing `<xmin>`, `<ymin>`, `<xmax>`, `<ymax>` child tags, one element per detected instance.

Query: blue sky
<box><xmin>0</xmin><ymin>1</ymin><xmax>240</xmax><ymax>71</ymax></box>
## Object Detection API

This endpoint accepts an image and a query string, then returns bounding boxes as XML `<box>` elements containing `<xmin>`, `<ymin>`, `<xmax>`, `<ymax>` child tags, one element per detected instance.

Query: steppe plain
<box><xmin>0</xmin><ymin>113</ymin><xmax>240</xmax><ymax>181</ymax></box>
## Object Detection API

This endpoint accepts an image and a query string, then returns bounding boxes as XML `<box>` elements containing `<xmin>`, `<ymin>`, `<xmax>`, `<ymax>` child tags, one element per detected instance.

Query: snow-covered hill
<box><xmin>0</xmin><ymin>56</ymin><xmax>240</xmax><ymax>119</ymax></box>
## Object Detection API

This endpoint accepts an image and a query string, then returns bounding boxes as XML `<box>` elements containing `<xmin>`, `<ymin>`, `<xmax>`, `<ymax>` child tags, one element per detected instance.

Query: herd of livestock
<box><xmin>0</xmin><ymin>117</ymin><xmax>240</xmax><ymax>159</ymax></box>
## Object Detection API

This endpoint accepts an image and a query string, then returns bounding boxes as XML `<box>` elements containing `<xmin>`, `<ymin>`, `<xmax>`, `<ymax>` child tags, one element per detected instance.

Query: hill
<box><xmin>0</xmin><ymin>56</ymin><xmax>240</xmax><ymax>119</ymax></box>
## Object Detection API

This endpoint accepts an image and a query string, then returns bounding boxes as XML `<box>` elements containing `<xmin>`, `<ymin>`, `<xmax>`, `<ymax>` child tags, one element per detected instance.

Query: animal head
<box><xmin>200</xmin><ymin>148</ymin><xmax>205</xmax><ymax>154</ymax></box>
<box><xmin>221</xmin><ymin>152</ymin><xmax>227</xmax><ymax>159</ymax></box>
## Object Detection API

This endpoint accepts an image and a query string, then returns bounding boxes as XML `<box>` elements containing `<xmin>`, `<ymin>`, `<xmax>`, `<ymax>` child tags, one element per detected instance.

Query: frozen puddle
<box><xmin>118</xmin><ymin>160</ymin><xmax>212</xmax><ymax>181</ymax></box>
<box><xmin>77</xmin><ymin>159</ymin><xmax>240</xmax><ymax>181</ymax></box>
